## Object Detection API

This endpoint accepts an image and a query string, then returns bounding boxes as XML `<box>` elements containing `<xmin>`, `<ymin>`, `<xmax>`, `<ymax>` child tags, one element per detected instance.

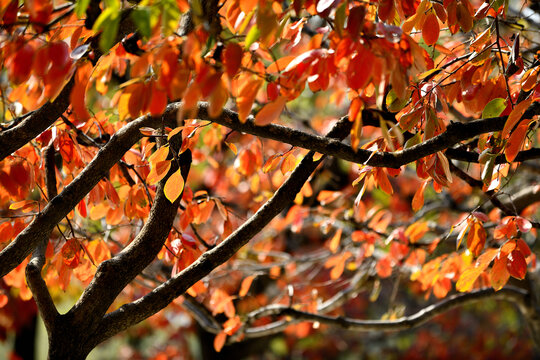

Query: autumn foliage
<box><xmin>0</xmin><ymin>0</ymin><xmax>540</xmax><ymax>358</ymax></box>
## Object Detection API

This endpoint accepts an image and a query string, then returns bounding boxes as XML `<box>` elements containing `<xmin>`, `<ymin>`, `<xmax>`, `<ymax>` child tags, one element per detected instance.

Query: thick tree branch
<box><xmin>91</xmin><ymin>115</ymin><xmax>354</xmax><ymax>346</ymax></box>
<box><xmin>0</xmin><ymin>78</ymin><xmax>74</xmax><ymax>161</ymax></box>
<box><xmin>68</xmin><ymin>147</ymin><xmax>190</xmax><ymax>332</ymax></box>
<box><xmin>0</xmin><ymin>111</ymin><xmax>163</xmax><ymax>277</ymax></box>
<box><xmin>25</xmin><ymin>145</ymin><xmax>59</xmax><ymax>334</ymax></box>
<box><xmin>196</xmin><ymin>101</ymin><xmax>540</xmax><ymax>168</ymax></box>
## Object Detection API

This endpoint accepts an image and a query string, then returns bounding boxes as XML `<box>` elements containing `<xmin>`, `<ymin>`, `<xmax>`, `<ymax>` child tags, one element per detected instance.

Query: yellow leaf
<box><xmin>148</xmin><ymin>145</ymin><xmax>169</xmax><ymax>164</ymax></box>
<box><xmin>164</xmin><ymin>169</ymin><xmax>185</xmax><ymax>203</ymax></box>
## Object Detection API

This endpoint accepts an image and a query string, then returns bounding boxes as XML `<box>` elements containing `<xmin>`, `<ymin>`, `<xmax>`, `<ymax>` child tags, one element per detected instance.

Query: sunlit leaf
<box><xmin>164</xmin><ymin>169</ymin><xmax>185</xmax><ymax>203</ymax></box>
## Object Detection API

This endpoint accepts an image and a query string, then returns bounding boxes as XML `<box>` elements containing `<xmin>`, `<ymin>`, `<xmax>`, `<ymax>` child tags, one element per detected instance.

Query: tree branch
<box><xmin>0</xmin><ymin>78</ymin><xmax>74</xmax><ymax>161</ymax></box>
<box><xmin>195</xmin><ymin>101</ymin><xmax>540</xmax><ymax>168</ymax></box>
<box><xmin>91</xmin><ymin>115</ymin><xmax>354</xmax><ymax>346</ymax></box>
<box><xmin>244</xmin><ymin>287</ymin><xmax>527</xmax><ymax>333</ymax></box>
<box><xmin>25</xmin><ymin>145</ymin><xmax>59</xmax><ymax>334</ymax></box>
<box><xmin>68</xmin><ymin>146</ymin><xmax>190</xmax><ymax>330</ymax></box>
<box><xmin>0</xmin><ymin>111</ymin><xmax>164</xmax><ymax>277</ymax></box>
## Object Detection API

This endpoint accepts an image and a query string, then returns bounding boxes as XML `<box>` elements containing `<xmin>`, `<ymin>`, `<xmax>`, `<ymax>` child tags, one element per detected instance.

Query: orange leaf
<box><xmin>490</xmin><ymin>254</ymin><xmax>510</xmax><ymax>291</ymax></box>
<box><xmin>209</xmin><ymin>79</ymin><xmax>229</xmax><ymax>118</ymax></box>
<box><xmin>262</xmin><ymin>154</ymin><xmax>282</xmax><ymax>173</ymax></box>
<box><xmin>376</xmin><ymin>256</ymin><xmax>393</xmax><ymax>278</ymax></box>
<box><xmin>223</xmin><ymin>316</ymin><xmax>242</xmax><ymax>336</ymax></box>
<box><xmin>147</xmin><ymin>160</ymin><xmax>172</xmax><ymax>185</ymax></box>
<box><xmin>214</xmin><ymin>332</ymin><xmax>227</xmax><ymax>353</ymax></box>
<box><xmin>505</xmin><ymin>121</ymin><xmax>528</xmax><ymax>162</ymax></box>
<box><xmin>254</xmin><ymin>96</ymin><xmax>287</xmax><ymax>125</ymax></box>
<box><xmin>70</xmin><ymin>62</ymin><xmax>93</xmax><ymax>121</ymax></box>
<box><xmin>412</xmin><ymin>180</ymin><xmax>429</xmax><ymax>212</ymax></box>
<box><xmin>317</xmin><ymin>190</ymin><xmax>341</xmax><ymax>205</ymax></box>
<box><xmin>516</xmin><ymin>238</ymin><xmax>531</xmax><ymax>257</ymax></box>
<box><xmin>164</xmin><ymin>169</ymin><xmax>185</xmax><ymax>203</ymax></box>
<box><xmin>507</xmin><ymin>249</ymin><xmax>527</xmax><ymax>279</ymax></box>
<box><xmin>9</xmin><ymin>200</ymin><xmax>36</xmax><ymax>212</ymax></box>
<box><xmin>236</xmin><ymin>76</ymin><xmax>263</xmax><ymax>122</ymax></box>
<box><xmin>280</xmin><ymin>153</ymin><xmax>296</xmax><ymax>174</ymax></box>
<box><xmin>456</xmin><ymin>266</ymin><xmax>482</xmax><ymax>292</ymax></box>
<box><xmin>405</xmin><ymin>221</ymin><xmax>429</xmax><ymax>243</ymax></box>
<box><xmin>422</xmin><ymin>13</ymin><xmax>440</xmax><ymax>46</ymax></box>
<box><xmin>239</xmin><ymin>275</ymin><xmax>255</xmax><ymax>297</ymax></box>
<box><xmin>501</xmin><ymin>98</ymin><xmax>532</xmax><ymax>138</ymax></box>
<box><xmin>148</xmin><ymin>145</ymin><xmax>170</xmax><ymax>164</ymax></box>
<box><xmin>456</xmin><ymin>2</ymin><xmax>473</xmax><ymax>32</ymax></box>
<box><xmin>62</xmin><ymin>238</ymin><xmax>81</xmax><ymax>268</ymax></box>
<box><xmin>466</xmin><ymin>220</ymin><xmax>486</xmax><ymax>256</ymax></box>
<box><xmin>328</xmin><ymin>228</ymin><xmax>342</xmax><ymax>253</ymax></box>
<box><xmin>375</xmin><ymin>168</ymin><xmax>393</xmax><ymax>195</ymax></box>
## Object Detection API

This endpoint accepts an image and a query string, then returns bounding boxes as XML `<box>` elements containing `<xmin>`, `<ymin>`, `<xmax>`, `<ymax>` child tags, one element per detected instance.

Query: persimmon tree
<box><xmin>0</xmin><ymin>0</ymin><xmax>540</xmax><ymax>358</ymax></box>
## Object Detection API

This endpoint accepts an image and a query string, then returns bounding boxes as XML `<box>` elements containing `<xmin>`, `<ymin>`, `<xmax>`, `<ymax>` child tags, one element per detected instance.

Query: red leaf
<box><xmin>422</xmin><ymin>13</ymin><xmax>440</xmax><ymax>46</ymax></box>
<box><xmin>346</xmin><ymin>48</ymin><xmax>375</xmax><ymax>90</ymax></box>
<box><xmin>505</xmin><ymin>121</ymin><xmax>529</xmax><ymax>162</ymax></box>
<box><xmin>507</xmin><ymin>250</ymin><xmax>527</xmax><ymax>279</ymax></box>
<box><xmin>62</xmin><ymin>239</ymin><xmax>81</xmax><ymax>268</ymax></box>
<box><xmin>223</xmin><ymin>42</ymin><xmax>243</xmax><ymax>77</ymax></box>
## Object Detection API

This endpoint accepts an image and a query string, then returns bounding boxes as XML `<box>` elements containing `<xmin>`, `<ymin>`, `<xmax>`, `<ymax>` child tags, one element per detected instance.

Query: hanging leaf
<box><xmin>412</xmin><ymin>179</ymin><xmax>429</xmax><ymax>212</ymax></box>
<box><xmin>490</xmin><ymin>254</ymin><xmax>510</xmax><ymax>291</ymax></box>
<box><xmin>501</xmin><ymin>98</ymin><xmax>532</xmax><ymax>138</ymax></box>
<box><xmin>255</xmin><ymin>96</ymin><xmax>287</xmax><ymax>125</ymax></box>
<box><xmin>239</xmin><ymin>275</ymin><xmax>255</xmax><ymax>297</ymax></box>
<box><xmin>505</xmin><ymin>121</ymin><xmax>528</xmax><ymax>162</ymax></box>
<box><xmin>482</xmin><ymin>98</ymin><xmax>506</xmax><ymax>119</ymax></box>
<box><xmin>466</xmin><ymin>220</ymin><xmax>486</xmax><ymax>257</ymax></box>
<box><xmin>164</xmin><ymin>169</ymin><xmax>185</xmax><ymax>203</ymax></box>
<box><xmin>422</xmin><ymin>13</ymin><xmax>439</xmax><ymax>46</ymax></box>
<box><xmin>506</xmin><ymin>250</ymin><xmax>527</xmax><ymax>279</ymax></box>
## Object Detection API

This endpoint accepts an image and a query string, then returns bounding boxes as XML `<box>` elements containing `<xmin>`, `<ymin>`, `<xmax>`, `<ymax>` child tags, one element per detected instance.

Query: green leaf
<box><xmin>245</xmin><ymin>25</ymin><xmax>260</xmax><ymax>50</ymax></box>
<box><xmin>104</xmin><ymin>0</ymin><xmax>121</xmax><ymax>10</ymax></box>
<box><xmin>334</xmin><ymin>3</ymin><xmax>347</xmax><ymax>36</ymax></box>
<box><xmin>75</xmin><ymin>0</ymin><xmax>91</xmax><ymax>18</ymax></box>
<box><xmin>386</xmin><ymin>89</ymin><xmax>408</xmax><ymax>112</ymax></box>
<box><xmin>93</xmin><ymin>9</ymin><xmax>120</xmax><ymax>52</ymax></box>
<box><xmin>131</xmin><ymin>7</ymin><xmax>152</xmax><ymax>37</ymax></box>
<box><xmin>482</xmin><ymin>98</ymin><xmax>506</xmax><ymax>119</ymax></box>
<box><xmin>160</xmin><ymin>0</ymin><xmax>181</xmax><ymax>35</ymax></box>
<box><xmin>404</xmin><ymin>132</ymin><xmax>421</xmax><ymax>149</ymax></box>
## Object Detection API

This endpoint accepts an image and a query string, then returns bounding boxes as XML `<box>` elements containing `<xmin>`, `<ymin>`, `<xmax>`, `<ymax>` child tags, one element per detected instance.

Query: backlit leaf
<box><xmin>502</xmin><ymin>98</ymin><xmax>532</xmax><ymax>138</ymax></box>
<box><xmin>482</xmin><ymin>98</ymin><xmax>506</xmax><ymax>119</ymax></box>
<box><xmin>507</xmin><ymin>250</ymin><xmax>527</xmax><ymax>279</ymax></box>
<box><xmin>255</xmin><ymin>96</ymin><xmax>287</xmax><ymax>125</ymax></box>
<box><xmin>505</xmin><ymin>121</ymin><xmax>528</xmax><ymax>162</ymax></box>
<box><xmin>490</xmin><ymin>254</ymin><xmax>510</xmax><ymax>291</ymax></box>
<box><xmin>239</xmin><ymin>275</ymin><xmax>255</xmax><ymax>297</ymax></box>
<box><xmin>164</xmin><ymin>169</ymin><xmax>185</xmax><ymax>203</ymax></box>
<box><xmin>422</xmin><ymin>13</ymin><xmax>439</xmax><ymax>46</ymax></box>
